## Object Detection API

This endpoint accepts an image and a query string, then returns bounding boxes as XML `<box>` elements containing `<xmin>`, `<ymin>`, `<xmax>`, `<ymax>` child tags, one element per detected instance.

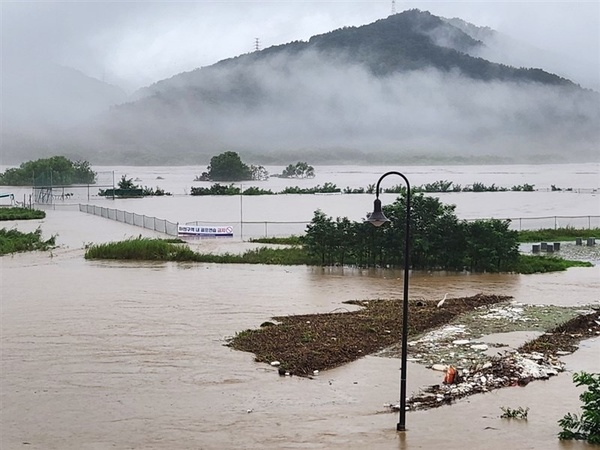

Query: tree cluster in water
<box><xmin>302</xmin><ymin>193</ymin><xmax>520</xmax><ymax>272</ymax></box>
<box><xmin>0</xmin><ymin>156</ymin><xmax>96</xmax><ymax>186</ymax></box>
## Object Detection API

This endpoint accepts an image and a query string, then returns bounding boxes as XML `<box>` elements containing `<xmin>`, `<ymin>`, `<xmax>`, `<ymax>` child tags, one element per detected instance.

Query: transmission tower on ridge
<box><xmin>391</xmin><ymin>0</ymin><xmax>397</xmax><ymax>15</ymax></box>
<box><xmin>254</xmin><ymin>38</ymin><xmax>261</xmax><ymax>52</ymax></box>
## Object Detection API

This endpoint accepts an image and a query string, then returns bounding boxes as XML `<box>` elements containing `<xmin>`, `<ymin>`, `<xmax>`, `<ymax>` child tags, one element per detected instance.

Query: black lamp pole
<box><xmin>366</xmin><ymin>171</ymin><xmax>411</xmax><ymax>432</ymax></box>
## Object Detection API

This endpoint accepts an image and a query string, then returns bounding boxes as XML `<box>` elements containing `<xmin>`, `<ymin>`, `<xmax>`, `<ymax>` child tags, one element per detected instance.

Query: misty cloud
<box><xmin>18</xmin><ymin>50</ymin><xmax>591</xmax><ymax>166</ymax></box>
<box><xmin>1</xmin><ymin>2</ymin><xmax>598</xmax><ymax>165</ymax></box>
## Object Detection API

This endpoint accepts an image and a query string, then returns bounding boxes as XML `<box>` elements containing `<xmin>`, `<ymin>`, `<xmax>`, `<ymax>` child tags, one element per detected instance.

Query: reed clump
<box><xmin>514</xmin><ymin>255</ymin><xmax>592</xmax><ymax>274</ymax></box>
<box><xmin>0</xmin><ymin>207</ymin><xmax>46</xmax><ymax>221</ymax></box>
<box><xmin>0</xmin><ymin>227</ymin><xmax>55</xmax><ymax>255</ymax></box>
<box><xmin>85</xmin><ymin>237</ymin><xmax>196</xmax><ymax>261</ymax></box>
<box><xmin>85</xmin><ymin>238</ymin><xmax>316</xmax><ymax>265</ymax></box>
<box><xmin>518</xmin><ymin>227</ymin><xmax>600</xmax><ymax>243</ymax></box>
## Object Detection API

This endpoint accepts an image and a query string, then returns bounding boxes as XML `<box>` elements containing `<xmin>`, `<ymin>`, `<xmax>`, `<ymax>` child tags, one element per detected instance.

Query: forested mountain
<box><xmin>3</xmin><ymin>9</ymin><xmax>598</xmax><ymax>165</ymax></box>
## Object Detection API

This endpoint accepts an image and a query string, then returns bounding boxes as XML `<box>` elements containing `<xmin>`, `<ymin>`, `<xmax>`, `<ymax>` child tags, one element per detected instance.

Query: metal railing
<box><xmin>466</xmin><ymin>215</ymin><xmax>600</xmax><ymax>231</ymax></box>
<box><xmin>79</xmin><ymin>206</ymin><xmax>599</xmax><ymax>239</ymax></box>
<box><xmin>79</xmin><ymin>204</ymin><xmax>179</xmax><ymax>236</ymax></box>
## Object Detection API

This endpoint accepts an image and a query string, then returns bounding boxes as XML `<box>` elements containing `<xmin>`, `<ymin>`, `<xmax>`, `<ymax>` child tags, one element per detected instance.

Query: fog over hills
<box><xmin>2</xmin><ymin>10</ymin><xmax>598</xmax><ymax>166</ymax></box>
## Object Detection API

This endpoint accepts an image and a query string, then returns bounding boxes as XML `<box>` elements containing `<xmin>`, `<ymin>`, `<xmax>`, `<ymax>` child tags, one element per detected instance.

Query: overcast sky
<box><xmin>2</xmin><ymin>1</ymin><xmax>599</xmax><ymax>91</ymax></box>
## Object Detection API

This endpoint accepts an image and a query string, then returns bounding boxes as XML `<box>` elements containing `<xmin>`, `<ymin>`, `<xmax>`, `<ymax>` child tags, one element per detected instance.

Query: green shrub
<box><xmin>514</xmin><ymin>255</ymin><xmax>592</xmax><ymax>274</ymax></box>
<box><xmin>0</xmin><ymin>207</ymin><xmax>46</xmax><ymax>221</ymax></box>
<box><xmin>85</xmin><ymin>237</ymin><xmax>196</xmax><ymax>260</ymax></box>
<box><xmin>0</xmin><ymin>228</ymin><xmax>55</xmax><ymax>255</ymax></box>
<box><xmin>500</xmin><ymin>406</ymin><xmax>529</xmax><ymax>419</ymax></box>
<box><xmin>559</xmin><ymin>372</ymin><xmax>600</xmax><ymax>444</ymax></box>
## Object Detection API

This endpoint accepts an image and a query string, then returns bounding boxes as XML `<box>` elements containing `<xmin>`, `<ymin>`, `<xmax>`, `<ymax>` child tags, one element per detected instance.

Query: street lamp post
<box><xmin>366</xmin><ymin>171</ymin><xmax>411</xmax><ymax>432</ymax></box>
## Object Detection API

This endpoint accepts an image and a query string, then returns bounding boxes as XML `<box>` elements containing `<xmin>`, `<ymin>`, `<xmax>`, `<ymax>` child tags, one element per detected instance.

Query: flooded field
<box><xmin>1</xmin><ymin>163</ymin><xmax>599</xmax><ymax>449</ymax></box>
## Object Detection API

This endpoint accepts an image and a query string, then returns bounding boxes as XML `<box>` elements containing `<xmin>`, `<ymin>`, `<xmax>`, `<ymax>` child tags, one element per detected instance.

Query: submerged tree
<box><xmin>202</xmin><ymin>151</ymin><xmax>268</xmax><ymax>181</ymax></box>
<box><xmin>302</xmin><ymin>193</ymin><xmax>520</xmax><ymax>272</ymax></box>
<box><xmin>281</xmin><ymin>162</ymin><xmax>315</xmax><ymax>179</ymax></box>
<box><xmin>0</xmin><ymin>156</ymin><xmax>96</xmax><ymax>186</ymax></box>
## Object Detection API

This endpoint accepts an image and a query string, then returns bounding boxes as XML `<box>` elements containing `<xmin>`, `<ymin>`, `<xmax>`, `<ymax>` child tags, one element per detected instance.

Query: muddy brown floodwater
<box><xmin>1</xmin><ymin>207</ymin><xmax>599</xmax><ymax>449</ymax></box>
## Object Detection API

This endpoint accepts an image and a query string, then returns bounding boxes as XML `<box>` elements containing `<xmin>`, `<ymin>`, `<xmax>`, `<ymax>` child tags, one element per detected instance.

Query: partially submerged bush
<box><xmin>559</xmin><ymin>372</ymin><xmax>600</xmax><ymax>444</ymax></box>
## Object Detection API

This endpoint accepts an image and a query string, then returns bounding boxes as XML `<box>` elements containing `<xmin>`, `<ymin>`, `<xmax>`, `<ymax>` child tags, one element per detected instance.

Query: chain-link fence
<box><xmin>466</xmin><ymin>215</ymin><xmax>600</xmax><ymax>230</ymax></box>
<box><xmin>79</xmin><ymin>204</ymin><xmax>179</xmax><ymax>236</ymax></box>
<box><xmin>34</xmin><ymin>171</ymin><xmax>115</xmax><ymax>204</ymax></box>
<box><xmin>79</xmin><ymin>204</ymin><xmax>599</xmax><ymax>240</ymax></box>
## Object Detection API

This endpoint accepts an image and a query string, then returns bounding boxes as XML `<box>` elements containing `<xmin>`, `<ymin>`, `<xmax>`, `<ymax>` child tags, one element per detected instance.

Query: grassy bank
<box><xmin>0</xmin><ymin>207</ymin><xmax>45</xmax><ymax>221</ymax></box>
<box><xmin>513</xmin><ymin>255</ymin><xmax>592</xmax><ymax>274</ymax></box>
<box><xmin>0</xmin><ymin>228</ymin><xmax>55</xmax><ymax>255</ymax></box>
<box><xmin>85</xmin><ymin>238</ymin><xmax>317</xmax><ymax>265</ymax></box>
<box><xmin>84</xmin><ymin>238</ymin><xmax>196</xmax><ymax>260</ymax></box>
<box><xmin>84</xmin><ymin>238</ymin><xmax>591</xmax><ymax>274</ymax></box>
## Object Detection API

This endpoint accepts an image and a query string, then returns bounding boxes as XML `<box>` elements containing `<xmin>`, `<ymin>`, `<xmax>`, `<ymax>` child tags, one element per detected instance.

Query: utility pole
<box><xmin>254</xmin><ymin>38</ymin><xmax>260</xmax><ymax>52</ymax></box>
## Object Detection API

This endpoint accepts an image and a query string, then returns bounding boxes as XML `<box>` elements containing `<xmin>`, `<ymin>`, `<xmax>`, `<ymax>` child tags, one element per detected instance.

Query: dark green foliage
<box><xmin>190</xmin><ymin>183</ymin><xmax>241</xmax><ymax>196</ymax></box>
<box><xmin>85</xmin><ymin>238</ymin><xmax>197</xmax><ymax>261</ymax></box>
<box><xmin>0</xmin><ymin>156</ymin><xmax>96</xmax><ymax>186</ymax></box>
<box><xmin>413</xmin><ymin>180</ymin><xmax>459</xmax><ymax>193</ymax></box>
<box><xmin>280</xmin><ymin>162</ymin><xmax>315</xmax><ymax>179</ymax></box>
<box><xmin>186</xmin><ymin>179</ymin><xmax>544</xmax><ymax>196</ymax></box>
<box><xmin>514</xmin><ymin>255</ymin><xmax>592</xmax><ymax>274</ymax></box>
<box><xmin>280</xmin><ymin>183</ymin><xmax>341</xmax><ymax>194</ymax></box>
<box><xmin>242</xmin><ymin>186</ymin><xmax>274</xmax><ymax>195</ymax></box>
<box><xmin>99</xmin><ymin>175</ymin><xmax>169</xmax><ymax>197</ymax></box>
<box><xmin>98</xmin><ymin>175</ymin><xmax>144</xmax><ymax>197</ymax></box>
<box><xmin>141</xmin><ymin>186</ymin><xmax>171</xmax><ymax>196</ymax></box>
<box><xmin>518</xmin><ymin>227</ymin><xmax>600</xmax><ymax>242</ymax></box>
<box><xmin>464</xmin><ymin>182</ymin><xmax>507</xmax><ymax>192</ymax></box>
<box><xmin>193</xmin><ymin>247</ymin><xmax>315</xmax><ymax>265</ymax></box>
<box><xmin>206</xmin><ymin>151</ymin><xmax>252</xmax><ymax>181</ymax></box>
<box><xmin>250</xmin><ymin>165</ymin><xmax>270</xmax><ymax>181</ymax></box>
<box><xmin>249</xmin><ymin>236</ymin><xmax>303</xmax><ymax>245</ymax></box>
<box><xmin>190</xmin><ymin>184</ymin><xmax>273</xmax><ymax>196</ymax></box>
<box><xmin>463</xmin><ymin>220</ymin><xmax>519</xmax><ymax>272</ymax></box>
<box><xmin>117</xmin><ymin>175</ymin><xmax>138</xmax><ymax>190</ymax></box>
<box><xmin>303</xmin><ymin>193</ymin><xmax>520</xmax><ymax>272</ymax></box>
<box><xmin>511</xmin><ymin>184</ymin><xmax>535</xmax><ymax>191</ymax></box>
<box><xmin>0</xmin><ymin>207</ymin><xmax>46</xmax><ymax>221</ymax></box>
<box><xmin>195</xmin><ymin>152</ymin><xmax>268</xmax><ymax>181</ymax></box>
<box><xmin>559</xmin><ymin>372</ymin><xmax>600</xmax><ymax>444</ymax></box>
<box><xmin>0</xmin><ymin>228</ymin><xmax>55</xmax><ymax>255</ymax></box>
<box><xmin>84</xmin><ymin>237</ymin><xmax>315</xmax><ymax>265</ymax></box>
<box><xmin>343</xmin><ymin>186</ymin><xmax>366</xmax><ymax>194</ymax></box>
<box><xmin>500</xmin><ymin>406</ymin><xmax>529</xmax><ymax>420</ymax></box>
<box><xmin>305</xmin><ymin>9</ymin><xmax>574</xmax><ymax>85</ymax></box>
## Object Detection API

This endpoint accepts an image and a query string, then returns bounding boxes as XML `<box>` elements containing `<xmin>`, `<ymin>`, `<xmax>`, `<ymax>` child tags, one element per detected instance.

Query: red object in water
<box><xmin>444</xmin><ymin>366</ymin><xmax>457</xmax><ymax>384</ymax></box>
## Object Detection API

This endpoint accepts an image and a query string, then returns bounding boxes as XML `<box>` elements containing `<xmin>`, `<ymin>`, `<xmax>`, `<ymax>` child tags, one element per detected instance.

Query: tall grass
<box><xmin>85</xmin><ymin>237</ymin><xmax>196</xmax><ymax>261</ymax></box>
<box><xmin>518</xmin><ymin>227</ymin><xmax>600</xmax><ymax>243</ymax></box>
<box><xmin>85</xmin><ymin>238</ymin><xmax>316</xmax><ymax>265</ymax></box>
<box><xmin>514</xmin><ymin>255</ymin><xmax>593</xmax><ymax>274</ymax></box>
<box><xmin>0</xmin><ymin>228</ymin><xmax>55</xmax><ymax>255</ymax></box>
<box><xmin>84</xmin><ymin>238</ymin><xmax>593</xmax><ymax>273</ymax></box>
<box><xmin>249</xmin><ymin>236</ymin><xmax>303</xmax><ymax>246</ymax></box>
<box><xmin>0</xmin><ymin>207</ymin><xmax>45</xmax><ymax>221</ymax></box>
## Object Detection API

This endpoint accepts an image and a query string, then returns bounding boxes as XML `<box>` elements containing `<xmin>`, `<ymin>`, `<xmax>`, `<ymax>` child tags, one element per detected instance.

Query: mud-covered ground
<box><xmin>228</xmin><ymin>294</ymin><xmax>600</xmax><ymax>409</ymax></box>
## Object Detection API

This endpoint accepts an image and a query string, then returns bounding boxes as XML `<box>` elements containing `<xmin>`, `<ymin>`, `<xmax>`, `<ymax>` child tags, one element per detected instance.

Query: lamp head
<box><xmin>366</xmin><ymin>198</ymin><xmax>390</xmax><ymax>227</ymax></box>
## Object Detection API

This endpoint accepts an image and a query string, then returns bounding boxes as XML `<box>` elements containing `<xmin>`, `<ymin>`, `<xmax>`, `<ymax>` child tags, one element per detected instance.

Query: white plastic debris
<box><xmin>470</xmin><ymin>344</ymin><xmax>489</xmax><ymax>351</ymax></box>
